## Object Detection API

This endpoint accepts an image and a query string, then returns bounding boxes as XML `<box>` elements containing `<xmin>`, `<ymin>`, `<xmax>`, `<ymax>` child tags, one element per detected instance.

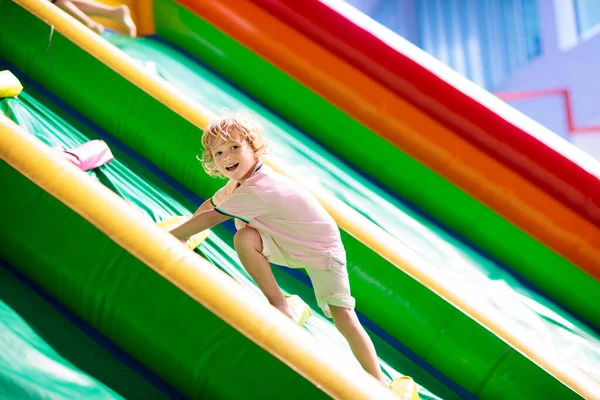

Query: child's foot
<box><xmin>87</xmin><ymin>21</ymin><xmax>104</xmax><ymax>35</ymax></box>
<box><xmin>285</xmin><ymin>294</ymin><xmax>312</xmax><ymax>326</ymax></box>
<box><xmin>389</xmin><ymin>376</ymin><xmax>420</xmax><ymax>399</ymax></box>
<box><xmin>112</xmin><ymin>5</ymin><xmax>137</xmax><ymax>38</ymax></box>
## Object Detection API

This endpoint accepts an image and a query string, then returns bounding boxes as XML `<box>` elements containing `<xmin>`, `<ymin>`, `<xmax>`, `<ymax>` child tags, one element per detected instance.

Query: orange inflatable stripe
<box><xmin>180</xmin><ymin>0</ymin><xmax>600</xmax><ymax>280</ymax></box>
<box><xmin>133</xmin><ymin>0</ymin><xmax>154</xmax><ymax>36</ymax></box>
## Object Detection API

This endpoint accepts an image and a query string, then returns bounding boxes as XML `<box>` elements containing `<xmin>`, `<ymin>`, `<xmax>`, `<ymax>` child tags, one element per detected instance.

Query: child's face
<box><xmin>210</xmin><ymin>134</ymin><xmax>257</xmax><ymax>182</ymax></box>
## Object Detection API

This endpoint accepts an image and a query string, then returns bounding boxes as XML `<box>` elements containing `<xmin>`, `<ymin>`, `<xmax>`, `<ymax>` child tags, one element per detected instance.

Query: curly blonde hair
<box><xmin>200</xmin><ymin>113</ymin><xmax>269</xmax><ymax>178</ymax></box>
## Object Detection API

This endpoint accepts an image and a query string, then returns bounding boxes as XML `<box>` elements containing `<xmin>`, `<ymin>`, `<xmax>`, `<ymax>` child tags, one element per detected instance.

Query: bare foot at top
<box><xmin>112</xmin><ymin>5</ymin><xmax>137</xmax><ymax>38</ymax></box>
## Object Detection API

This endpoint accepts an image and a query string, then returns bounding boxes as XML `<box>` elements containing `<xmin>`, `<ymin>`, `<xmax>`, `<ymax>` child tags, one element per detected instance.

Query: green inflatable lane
<box><xmin>0</xmin><ymin>263</ymin><xmax>177</xmax><ymax>400</ymax></box>
<box><xmin>152</xmin><ymin>0</ymin><xmax>600</xmax><ymax>331</ymax></box>
<box><xmin>0</xmin><ymin>89</ymin><xmax>448</xmax><ymax>399</ymax></box>
<box><xmin>0</xmin><ymin>2</ymin><xmax>596</xmax><ymax>398</ymax></box>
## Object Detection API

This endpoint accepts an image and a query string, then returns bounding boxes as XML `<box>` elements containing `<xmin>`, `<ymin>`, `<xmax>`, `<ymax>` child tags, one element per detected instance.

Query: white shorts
<box><xmin>260</xmin><ymin>233</ymin><xmax>356</xmax><ymax>318</ymax></box>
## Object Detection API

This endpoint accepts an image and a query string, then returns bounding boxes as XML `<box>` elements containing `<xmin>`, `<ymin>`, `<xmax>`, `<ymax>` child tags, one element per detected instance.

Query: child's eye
<box><xmin>214</xmin><ymin>151</ymin><xmax>222</xmax><ymax>157</ymax></box>
<box><xmin>231</xmin><ymin>145</ymin><xmax>239</xmax><ymax>151</ymax></box>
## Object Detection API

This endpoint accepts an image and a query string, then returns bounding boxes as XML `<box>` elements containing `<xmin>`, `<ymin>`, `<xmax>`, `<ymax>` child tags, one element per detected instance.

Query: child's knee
<box><xmin>234</xmin><ymin>227</ymin><xmax>262</xmax><ymax>252</ymax></box>
<box><xmin>329</xmin><ymin>304</ymin><xmax>355</xmax><ymax>322</ymax></box>
<box><xmin>330</xmin><ymin>306</ymin><xmax>364</xmax><ymax>335</ymax></box>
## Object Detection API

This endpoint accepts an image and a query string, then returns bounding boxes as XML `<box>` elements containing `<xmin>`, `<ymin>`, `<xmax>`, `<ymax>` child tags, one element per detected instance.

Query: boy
<box><xmin>168</xmin><ymin>114</ymin><xmax>386</xmax><ymax>384</ymax></box>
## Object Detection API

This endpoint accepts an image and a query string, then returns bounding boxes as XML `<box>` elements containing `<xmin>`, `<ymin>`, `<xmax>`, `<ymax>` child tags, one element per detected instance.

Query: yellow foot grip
<box><xmin>0</xmin><ymin>70</ymin><xmax>23</xmax><ymax>98</ymax></box>
<box><xmin>157</xmin><ymin>216</ymin><xmax>209</xmax><ymax>250</ymax></box>
<box><xmin>285</xmin><ymin>294</ymin><xmax>312</xmax><ymax>327</ymax></box>
<box><xmin>390</xmin><ymin>376</ymin><xmax>420</xmax><ymax>400</ymax></box>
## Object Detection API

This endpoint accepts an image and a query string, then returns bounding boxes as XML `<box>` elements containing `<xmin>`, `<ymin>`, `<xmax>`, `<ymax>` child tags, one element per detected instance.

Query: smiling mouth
<box><xmin>226</xmin><ymin>162</ymin><xmax>239</xmax><ymax>172</ymax></box>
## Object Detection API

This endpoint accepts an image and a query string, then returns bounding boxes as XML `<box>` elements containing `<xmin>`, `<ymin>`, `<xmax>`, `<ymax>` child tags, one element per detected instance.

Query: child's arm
<box><xmin>193</xmin><ymin>199</ymin><xmax>214</xmax><ymax>216</ymax></box>
<box><xmin>168</xmin><ymin>209</ymin><xmax>230</xmax><ymax>241</ymax></box>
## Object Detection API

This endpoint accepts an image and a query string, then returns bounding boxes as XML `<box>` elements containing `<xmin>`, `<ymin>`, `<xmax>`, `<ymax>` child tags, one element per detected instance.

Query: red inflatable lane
<box><xmin>251</xmin><ymin>0</ymin><xmax>600</xmax><ymax>228</ymax></box>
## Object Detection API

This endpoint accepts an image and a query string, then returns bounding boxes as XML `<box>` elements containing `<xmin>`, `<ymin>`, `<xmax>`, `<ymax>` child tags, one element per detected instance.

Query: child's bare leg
<box><xmin>234</xmin><ymin>227</ymin><xmax>293</xmax><ymax>319</ymax></box>
<box><xmin>57</xmin><ymin>0</ymin><xmax>137</xmax><ymax>37</ymax></box>
<box><xmin>330</xmin><ymin>305</ymin><xmax>387</xmax><ymax>385</ymax></box>
<box><xmin>53</xmin><ymin>0</ymin><xmax>104</xmax><ymax>34</ymax></box>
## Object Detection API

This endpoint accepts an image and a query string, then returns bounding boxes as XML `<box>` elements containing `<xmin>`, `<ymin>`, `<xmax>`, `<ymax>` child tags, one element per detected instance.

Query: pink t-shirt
<box><xmin>211</xmin><ymin>164</ymin><xmax>345</xmax><ymax>270</ymax></box>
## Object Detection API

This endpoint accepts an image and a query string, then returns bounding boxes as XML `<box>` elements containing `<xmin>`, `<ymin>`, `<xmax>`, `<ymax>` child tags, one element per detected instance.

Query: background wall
<box><xmin>346</xmin><ymin>0</ymin><xmax>600</xmax><ymax>157</ymax></box>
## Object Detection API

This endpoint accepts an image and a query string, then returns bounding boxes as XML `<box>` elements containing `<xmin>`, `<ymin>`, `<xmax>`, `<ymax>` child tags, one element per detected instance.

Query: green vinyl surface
<box><xmin>0</xmin><ymin>261</ymin><xmax>180</xmax><ymax>400</ymax></box>
<box><xmin>0</xmin><ymin>1</ymin><xmax>594</xmax><ymax>398</ymax></box>
<box><xmin>0</xmin><ymin>89</ymin><xmax>448</xmax><ymax>399</ymax></box>
<box><xmin>151</xmin><ymin>0</ymin><xmax>600</xmax><ymax>332</ymax></box>
<box><xmin>1</xmin><ymin>266</ymin><xmax>121</xmax><ymax>400</ymax></box>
